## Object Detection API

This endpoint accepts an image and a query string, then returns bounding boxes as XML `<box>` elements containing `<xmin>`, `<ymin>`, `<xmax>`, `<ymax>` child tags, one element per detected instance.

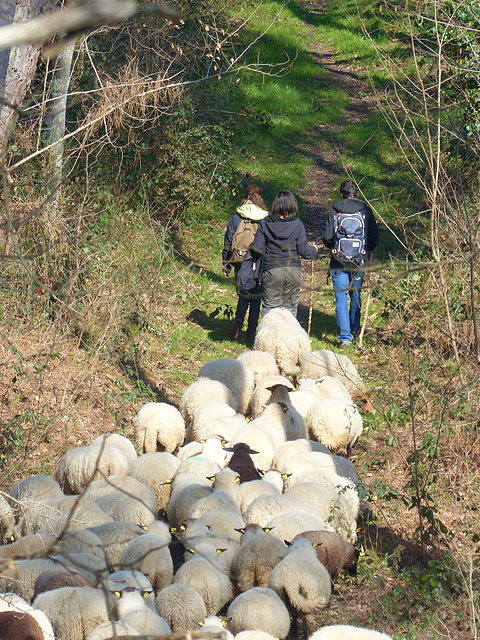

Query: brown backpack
<box><xmin>230</xmin><ymin>218</ymin><xmax>258</xmax><ymax>263</ymax></box>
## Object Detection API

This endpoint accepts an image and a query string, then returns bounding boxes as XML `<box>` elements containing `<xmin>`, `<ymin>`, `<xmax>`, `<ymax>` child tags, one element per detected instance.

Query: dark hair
<box><xmin>340</xmin><ymin>180</ymin><xmax>359</xmax><ymax>199</ymax></box>
<box><xmin>240</xmin><ymin>184</ymin><xmax>268</xmax><ymax>210</ymax></box>
<box><xmin>271</xmin><ymin>190</ymin><xmax>298</xmax><ymax>219</ymax></box>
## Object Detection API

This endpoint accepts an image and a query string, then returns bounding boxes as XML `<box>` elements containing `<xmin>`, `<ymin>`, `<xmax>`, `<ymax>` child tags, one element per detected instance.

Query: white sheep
<box><xmin>311</xmin><ymin>375</ymin><xmax>352</xmax><ymax>400</ymax></box>
<box><xmin>277</xmin><ymin>450</ymin><xmax>361</xmax><ymax>488</ymax></box>
<box><xmin>132</xmin><ymin>402</ymin><xmax>185</xmax><ymax>454</ymax></box>
<box><xmin>93</xmin><ymin>491</ymin><xmax>157</xmax><ymax>527</ymax></box>
<box><xmin>268</xmin><ymin>537</ymin><xmax>331</xmax><ymax>633</ymax></box>
<box><xmin>243</xmin><ymin>494</ymin><xmax>330</xmax><ymax>529</ymax></box>
<box><xmin>300</xmin><ymin>350</ymin><xmax>375</xmax><ymax>412</ymax></box>
<box><xmin>238</xmin><ymin>475</ymin><xmax>283</xmax><ymax>516</ymax></box>
<box><xmin>0</xmin><ymin>557</ymin><xmax>59</xmax><ymax>601</ymax></box>
<box><xmin>226</xmin><ymin>587</ymin><xmax>290</xmax><ymax>639</ymax></box>
<box><xmin>190</xmin><ymin>468</ymin><xmax>242</xmax><ymax>520</ymax></box>
<box><xmin>194</xmin><ymin>414</ymin><xmax>248</xmax><ymax>445</ymax></box>
<box><xmin>52</xmin><ymin>552</ymin><xmax>108</xmax><ymax>583</ymax></box>
<box><xmin>308</xmin><ymin>626</ymin><xmax>393</xmax><ymax>640</ymax></box>
<box><xmin>179</xmin><ymin>518</ymin><xmax>238</xmax><ymax>573</ymax></box>
<box><xmin>155</xmin><ymin>583</ymin><xmax>207</xmax><ymax>633</ymax></box>
<box><xmin>272</xmin><ymin>439</ymin><xmax>330</xmax><ymax>470</ymax></box>
<box><xmin>9</xmin><ymin>476</ymin><xmax>63</xmax><ymax>521</ymax></box>
<box><xmin>54</xmin><ymin>443</ymin><xmax>129</xmax><ymax>495</ymax></box>
<box><xmin>91</xmin><ymin>433</ymin><xmax>137</xmax><ymax>463</ymax></box>
<box><xmin>127</xmin><ymin>451</ymin><xmax>180</xmax><ymax>514</ymax></box>
<box><xmin>292</xmin><ymin>469</ymin><xmax>360</xmax><ymax>520</ymax></box>
<box><xmin>119</xmin><ymin>529</ymin><xmax>173</xmax><ymax>593</ymax></box>
<box><xmin>229</xmin><ymin>426</ymin><xmax>277</xmax><ymax>472</ymax></box>
<box><xmin>253</xmin><ymin>322</ymin><xmax>311</xmax><ymax>379</ymax></box>
<box><xmin>288</xmin><ymin>385</ymin><xmax>322</xmax><ymax>419</ymax></box>
<box><xmin>83</xmin><ymin>474</ymin><xmax>156</xmax><ymax>507</ymax></box>
<box><xmin>249</xmin><ymin>374</ymin><xmax>294</xmax><ymax>419</ymax></box>
<box><xmin>199</xmin><ymin>615</ymin><xmax>235</xmax><ymax>640</ymax></box>
<box><xmin>187</xmin><ymin>402</ymin><xmax>237</xmax><ymax>443</ymax></box>
<box><xmin>0</xmin><ymin>493</ymin><xmax>16</xmax><ymax>544</ymax></box>
<box><xmin>33</xmin><ymin>586</ymin><xmax>111</xmax><ymax>640</ymax></box>
<box><xmin>231</xmin><ymin>523</ymin><xmax>288</xmax><ymax>591</ymax></box>
<box><xmin>88</xmin><ymin>521</ymin><xmax>146</xmax><ymax>572</ymax></box>
<box><xmin>173</xmin><ymin>541</ymin><xmax>234</xmax><ymax>616</ymax></box>
<box><xmin>166</xmin><ymin>472</ymin><xmax>213</xmax><ymax>529</ymax></box>
<box><xmin>107</xmin><ymin>569</ymin><xmax>155</xmax><ymax>610</ymax></box>
<box><xmin>179</xmin><ymin>379</ymin><xmax>237</xmax><ymax>427</ymax></box>
<box><xmin>292</xmin><ymin>530</ymin><xmax>359</xmax><ymax>581</ymax></box>
<box><xmin>197</xmin><ymin>359</ymin><xmax>255</xmax><ymax>417</ymax></box>
<box><xmin>177</xmin><ymin>437</ymin><xmax>230</xmax><ymax>469</ymax></box>
<box><xmin>284</xmin><ymin>482</ymin><xmax>356</xmax><ymax>543</ymax></box>
<box><xmin>235</xmin><ymin>631</ymin><xmax>278</xmax><ymax>640</ymax></box>
<box><xmin>200</xmin><ymin>509</ymin><xmax>246</xmax><ymax>546</ymax></box>
<box><xmin>306</xmin><ymin>398</ymin><xmax>363</xmax><ymax>456</ymax></box>
<box><xmin>0</xmin><ymin>533</ymin><xmax>54</xmax><ymax>563</ymax></box>
<box><xmin>175</xmin><ymin>455</ymin><xmax>221</xmax><ymax>482</ymax></box>
<box><xmin>264</xmin><ymin>512</ymin><xmax>334</xmax><ymax>543</ymax></box>
<box><xmin>257</xmin><ymin>307</ymin><xmax>300</xmax><ymax>330</ymax></box>
<box><xmin>86</xmin><ymin>620</ymin><xmax>140</xmax><ymax>640</ymax></box>
<box><xmin>236</xmin><ymin>350</ymin><xmax>280</xmax><ymax>387</ymax></box>
<box><xmin>0</xmin><ymin>592</ymin><xmax>54</xmax><ymax>640</ymax></box>
<box><xmin>114</xmin><ymin>587</ymin><xmax>171</xmax><ymax>636</ymax></box>
<box><xmin>55</xmin><ymin>529</ymin><xmax>105</xmax><ymax>560</ymax></box>
<box><xmin>255</xmin><ymin>383</ymin><xmax>308</xmax><ymax>441</ymax></box>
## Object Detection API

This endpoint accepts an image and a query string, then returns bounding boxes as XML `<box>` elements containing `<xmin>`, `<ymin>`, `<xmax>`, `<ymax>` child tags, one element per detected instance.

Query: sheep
<box><xmin>200</xmin><ymin>509</ymin><xmax>246</xmax><ymax>546</ymax></box>
<box><xmin>175</xmin><ymin>455</ymin><xmax>221</xmax><ymax>483</ymax></box>
<box><xmin>229</xmin><ymin>424</ymin><xmax>278</xmax><ymax>472</ymax></box>
<box><xmin>33</xmin><ymin>586</ymin><xmax>111</xmax><ymax>640</ymax></box>
<box><xmin>0</xmin><ymin>534</ymin><xmax>55</xmax><ymax>564</ymax></box>
<box><xmin>226</xmin><ymin>443</ymin><xmax>262</xmax><ymax>483</ymax></box>
<box><xmin>272</xmin><ymin>439</ymin><xmax>330</xmax><ymax>470</ymax></box>
<box><xmin>55</xmin><ymin>529</ymin><xmax>105</xmax><ymax>560</ymax></box>
<box><xmin>175</xmin><ymin>518</ymin><xmax>237</xmax><ymax>573</ymax></box>
<box><xmin>166</xmin><ymin>472</ymin><xmax>213</xmax><ymax>529</ymax></box>
<box><xmin>51</xmin><ymin>552</ymin><xmax>109</xmax><ymax>584</ymax></box>
<box><xmin>258</xmin><ymin>383</ymin><xmax>308</xmax><ymax>440</ymax></box>
<box><xmin>284</xmin><ymin>482</ymin><xmax>357</xmax><ymax>543</ymax></box>
<box><xmin>243</xmin><ymin>494</ymin><xmax>332</xmax><ymax>529</ymax></box>
<box><xmin>264</xmin><ymin>513</ymin><xmax>334</xmax><ymax>543</ymax></box>
<box><xmin>0</xmin><ymin>494</ymin><xmax>16</xmax><ymax>545</ymax></box>
<box><xmin>114</xmin><ymin>587</ymin><xmax>171</xmax><ymax>636</ymax></box>
<box><xmin>87</xmin><ymin>522</ymin><xmax>146</xmax><ymax>572</ymax></box>
<box><xmin>8</xmin><ymin>476</ymin><xmax>63</xmax><ymax>522</ymax></box>
<box><xmin>197</xmin><ymin>359</ymin><xmax>255</xmax><ymax>416</ymax></box>
<box><xmin>179</xmin><ymin>379</ymin><xmax>237</xmax><ymax>427</ymax></box>
<box><xmin>127</xmin><ymin>451</ymin><xmax>180</xmax><ymax>513</ymax></box>
<box><xmin>91</xmin><ymin>434</ymin><xmax>137</xmax><ymax>464</ymax></box>
<box><xmin>288</xmin><ymin>385</ymin><xmax>323</xmax><ymax>419</ymax></box>
<box><xmin>236</xmin><ymin>350</ymin><xmax>280</xmax><ymax>387</ymax></box>
<box><xmin>198</xmin><ymin>615</ymin><xmax>234</xmax><ymax>640</ymax></box>
<box><xmin>292</xmin><ymin>530</ymin><xmax>359</xmax><ymax>581</ymax></box>
<box><xmin>299</xmin><ymin>350</ymin><xmax>375</xmax><ymax>412</ymax></box>
<box><xmin>54</xmin><ymin>443</ymin><xmax>130</xmax><ymax>495</ymax></box>
<box><xmin>311</xmin><ymin>375</ymin><xmax>352</xmax><ymax>400</ymax></box>
<box><xmin>173</xmin><ymin>541</ymin><xmax>234</xmax><ymax>616</ymax></box>
<box><xmin>0</xmin><ymin>610</ymin><xmax>46</xmax><ymax>640</ymax></box>
<box><xmin>231</xmin><ymin>524</ymin><xmax>288</xmax><ymax>591</ymax></box>
<box><xmin>178</xmin><ymin>437</ymin><xmax>230</xmax><ymax>469</ymax></box>
<box><xmin>133</xmin><ymin>402</ymin><xmax>185</xmax><ymax>454</ymax></box>
<box><xmin>277</xmin><ymin>451</ymin><xmax>361</xmax><ymax>488</ymax></box>
<box><xmin>257</xmin><ymin>307</ymin><xmax>300</xmax><ymax>330</ymax></box>
<box><xmin>292</xmin><ymin>470</ymin><xmax>360</xmax><ymax>520</ymax></box>
<box><xmin>0</xmin><ymin>593</ymin><xmax>54</xmax><ymax>640</ymax></box>
<box><xmin>155</xmin><ymin>583</ymin><xmax>207</xmax><ymax>633</ymax></box>
<box><xmin>268</xmin><ymin>537</ymin><xmax>331</xmax><ymax>634</ymax></box>
<box><xmin>190</xmin><ymin>468</ymin><xmax>242</xmax><ymax>521</ymax></box>
<box><xmin>308</xmin><ymin>626</ymin><xmax>393</xmax><ymax>640</ymax></box>
<box><xmin>33</xmin><ymin>567</ymin><xmax>91</xmax><ymax>600</ymax></box>
<box><xmin>226</xmin><ymin>587</ymin><xmax>290</xmax><ymax>639</ymax></box>
<box><xmin>187</xmin><ymin>402</ymin><xmax>238</xmax><ymax>443</ymax></box>
<box><xmin>194</xmin><ymin>414</ymin><xmax>248</xmax><ymax>446</ymax></box>
<box><xmin>86</xmin><ymin>620</ymin><xmax>140</xmax><ymax>640</ymax></box>
<box><xmin>93</xmin><ymin>491</ymin><xmax>157</xmax><ymax>527</ymax></box>
<box><xmin>119</xmin><ymin>529</ymin><xmax>173</xmax><ymax>592</ymax></box>
<box><xmin>253</xmin><ymin>322</ymin><xmax>311</xmax><ymax>379</ymax></box>
<box><xmin>306</xmin><ymin>398</ymin><xmax>363</xmax><ymax>456</ymax></box>
<box><xmin>83</xmin><ymin>475</ymin><xmax>157</xmax><ymax>511</ymax></box>
<box><xmin>249</xmin><ymin>375</ymin><xmax>294</xmax><ymax>420</ymax></box>
<box><xmin>0</xmin><ymin>558</ymin><xmax>58</xmax><ymax>602</ymax></box>
<box><xmin>235</xmin><ymin>631</ymin><xmax>278</xmax><ymax>640</ymax></box>
<box><xmin>106</xmin><ymin>569</ymin><xmax>155</xmax><ymax>611</ymax></box>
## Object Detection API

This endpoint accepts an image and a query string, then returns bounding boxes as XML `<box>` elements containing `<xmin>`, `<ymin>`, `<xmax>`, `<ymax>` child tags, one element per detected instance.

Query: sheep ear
<box><xmin>188</xmin><ymin>548</ymin><xmax>195</xmax><ymax>554</ymax></box>
<box><xmin>284</xmin><ymin>540</ymin><xmax>292</xmax><ymax>546</ymax></box>
<box><xmin>198</xmin><ymin>622</ymin><xmax>205</xmax><ymax>627</ymax></box>
<box><xmin>234</xmin><ymin>528</ymin><xmax>246</xmax><ymax>534</ymax></box>
<box><xmin>223</xmin><ymin>447</ymin><xmax>234</xmax><ymax>452</ymax></box>
<box><xmin>263</xmin><ymin>527</ymin><xmax>273</xmax><ymax>534</ymax></box>
<box><xmin>141</xmin><ymin>525</ymin><xmax>149</xmax><ymax>531</ymax></box>
<box><xmin>206</xmin><ymin>475</ymin><xmax>216</xmax><ymax>482</ymax></box>
<box><xmin>235</xmin><ymin>476</ymin><xmax>241</xmax><ymax>484</ymax></box>
<box><xmin>113</xmin><ymin>591</ymin><xmax>122</xmax><ymax>598</ymax></box>
<box><xmin>216</xmin><ymin>548</ymin><xmax>226</xmax><ymax>555</ymax></box>
<box><xmin>281</xmin><ymin>473</ymin><xmax>291</xmax><ymax>479</ymax></box>
<box><xmin>221</xmin><ymin>620</ymin><xmax>227</xmax><ymax>627</ymax></box>
<box><xmin>142</xmin><ymin>591</ymin><xmax>150</xmax><ymax>598</ymax></box>
<box><xmin>258</xmin><ymin>469</ymin><xmax>266</xmax><ymax>476</ymax></box>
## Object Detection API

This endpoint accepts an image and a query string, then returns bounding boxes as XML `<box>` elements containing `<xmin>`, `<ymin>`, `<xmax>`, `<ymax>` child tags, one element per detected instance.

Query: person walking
<box><xmin>322</xmin><ymin>179</ymin><xmax>379</xmax><ymax>346</ymax></box>
<box><xmin>222</xmin><ymin>184</ymin><xmax>269</xmax><ymax>344</ymax></box>
<box><xmin>250</xmin><ymin>190</ymin><xmax>317</xmax><ymax>319</ymax></box>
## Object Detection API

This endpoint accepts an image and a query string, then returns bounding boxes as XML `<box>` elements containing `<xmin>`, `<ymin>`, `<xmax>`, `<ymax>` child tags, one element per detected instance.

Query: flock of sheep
<box><xmin>0</xmin><ymin>308</ymin><xmax>393</xmax><ymax>640</ymax></box>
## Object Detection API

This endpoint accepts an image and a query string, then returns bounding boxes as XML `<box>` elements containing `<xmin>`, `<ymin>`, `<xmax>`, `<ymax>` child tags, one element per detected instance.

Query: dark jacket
<box><xmin>250</xmin><ymin>215</ymin><xmax>317</xmax><ymax>271</ymax></box>
<box><xmin>222</xmin><ymin>202</ymin><xmax>268</xmax><ymax>271</ymax></box>
<box><xmin>322</xmin><ymin>197</ymin><xmax>379</xmax><ymax>270</ymax></box>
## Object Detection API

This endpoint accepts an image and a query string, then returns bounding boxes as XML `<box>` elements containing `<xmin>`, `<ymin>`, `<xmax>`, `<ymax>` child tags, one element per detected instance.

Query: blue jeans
<box><xmin>330</xmin><ymin>267</ymin><xmax>364</xmax><ymax>342</ymax></box>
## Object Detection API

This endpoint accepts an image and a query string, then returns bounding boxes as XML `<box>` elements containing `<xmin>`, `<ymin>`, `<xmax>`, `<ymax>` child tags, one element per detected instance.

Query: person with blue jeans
<box><xmin>322</xmin><ymin>180</ymin><xmax>379</xmax><ymax>346</ymax></box>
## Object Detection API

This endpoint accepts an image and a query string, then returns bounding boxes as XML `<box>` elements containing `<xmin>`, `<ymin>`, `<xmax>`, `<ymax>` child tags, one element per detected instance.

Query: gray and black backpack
<box><xmin>333</xmin><ymin>211</ymin><xmax>366</xmax><ymax>265</ymax></box>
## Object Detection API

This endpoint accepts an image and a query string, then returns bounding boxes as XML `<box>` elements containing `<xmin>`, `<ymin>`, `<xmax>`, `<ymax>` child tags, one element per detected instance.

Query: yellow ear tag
<box><xmin>235</xmin><ymin>476</ymin><xmax>240</xmax><ymax>483</ymax></box>
<box><xmin>312</xmin><ymin>542</ymin><xmax>318</xmax><ymax>548</ymax></box>
<box><xmin>180</xmin><ymin>525</ymin><xmax>186</xmax><ymax>531</ymax></box>
<box><xmin>199</xmin><ymin>622</ymin><xmax>205</xmax><ymax>627</ymax></box>
<box><xmin>170</xmin><ymin>527</ymin><xmax>177</xmax><ymax>533</ymax></box>
<box><xmin>188</xmin><ymin>548</ymin><xmax>195</xmax><ymax>554</ymax></box>
<box><xmin>141</xmin><ymin>526</ymin><xmax>149</xmax><ymax>531</ymax></box>
<box><xmin>263</xmin><ymin>528</ymin><xmax>272</xmax><ymax>534</ymax></box>
<box><xmin>222</xmin><ymin>620</ymin><xmax>227</xmax><ymax>627</ymax></box>
<box><xmin>142</xmin><ymin>591</ymin><xmax>150</xmax><ymax>598</ymax></box>
<box><xmin>114</xmin><ymin>591</ymin><xmax>121</xmax><ymax>598</ymax></box>
<box><xmin>217</xmin><ymin>548</ymin><xmax>226</xmax><ymax>555</ymax></box>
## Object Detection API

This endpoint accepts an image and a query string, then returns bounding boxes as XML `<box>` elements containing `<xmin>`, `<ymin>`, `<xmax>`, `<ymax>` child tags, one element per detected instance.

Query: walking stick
<box><xmin>307</xmin><ymin>259</ymin><xmax>314</xmax><ymax>337</ymax></box>
<box><xmin>358</xmin><ymin>257</ymin><xmax>371</xmax><ymax>348</ymax></box>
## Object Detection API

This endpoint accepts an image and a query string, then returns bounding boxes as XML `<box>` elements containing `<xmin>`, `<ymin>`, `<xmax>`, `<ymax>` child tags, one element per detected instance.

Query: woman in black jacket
<box><xmin>250</xmin><ymin>190</ymin><xmax>317</xmax><ymax>319</ymax></box>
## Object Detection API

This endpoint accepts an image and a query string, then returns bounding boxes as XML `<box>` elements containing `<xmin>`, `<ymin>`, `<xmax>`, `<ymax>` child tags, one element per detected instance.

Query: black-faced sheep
<box><xmin>226</xmin><ymin>443</ymin><xmax>262</xmax><ymax>483</ymax></box>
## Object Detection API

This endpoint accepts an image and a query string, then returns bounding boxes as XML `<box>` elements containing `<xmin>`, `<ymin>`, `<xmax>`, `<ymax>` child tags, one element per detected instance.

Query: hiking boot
<box><xmin>229</xmin><ymin>320</ymin><xmax>243</xmax><ymax>341</ymax></box>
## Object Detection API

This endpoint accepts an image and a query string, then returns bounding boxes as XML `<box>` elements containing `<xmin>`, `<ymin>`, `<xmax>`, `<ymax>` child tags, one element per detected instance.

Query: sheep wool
<box><xmin>83</xmin><ymin>475</ymin><xmax>157</xmax><ymax>511</ymax></box>
<box><xmin>306</xmin><ymin>398</ymin><xmax>363</xmax><ymax>456</ymax></box>
<box><xmin>199</xmin><ymin>616</ymin><xmax>235</xmax><ymax>640</ymax></box>
<box><xmin>87</xmin><ymin>522</ymin><xmax>145</xmax><ymax>572</ymax></box>
<box><xmin>0</xmin><ymin>558</ymin><xmax>58</xmax><ymax>602</ymax></box>
<box><xmin>107</xmin><ymin>569</ymin><xmax>155</xmax><ymax>611</ymax></box>
<box><xmin>9</xmin><ymin>476</ymin><xmax>63</xmax><ymax>521</ymax></box>
<box><xmin>235</xmin><ymin>631</ymin><xmax>278</xmax><ymax>640</ymax></box>
<box><xmin>231</xmin><ymin>524</ymin><xmax>288</xmax><ymax>592</ymax></box>
<box><xmin>119</xmin><ymin>530</ymin><xmax>173</xmax><ymax>593</ymax></box>
<box><xmin>33</xmin><ymin>586</ymin><xmax>111</xmax><ymax>640</ymax></box>
<box><xmin>155</xmin><ymin>583</ymin><xmax>207</xmax><ymax>633</ymax></box>
<box><xmin>190</xmin><ymin>468</ymin><xmax>242</xmax><ymax>520</ymax></box>
<box><xmin>194</xmin><ymin>413</ymin><xmax>248</xmax><ymax>445</ymax></box>
<box><xmin>179</xmin><ymin>379</ymin><xmax>237</xmax><ymax>427</ymax></box>
<box><xmin>91</xmin><ymin>433</ymin><xmax>137</xmax><ymax>464</ymax></box>
<box><xmin>308</xmin><ymin>626</ymin><xmax>393</xmax><ymax>640</ymax></box>
<box><xmin>268</xmin><ymin>537</ymin><xmax>331</xmax><ymax>629</ymax></box>
<box><xmin>236</xmin><ymin>350</ymin><xmax>280</xmax><ymax>387</ymax></box>
<box><xmin>226</xmin><ymin>587</ymin><xmax>290</xmax><ymax>639</ymax></box>
<box><xmin>253</xmin><ymin>322</ymin><xmax>311</xmax><ymax>379</ymax></box>
<box><xmin>173</xmin><ymin>541</ymin><xmax>234</xmax><ymax>616</ymax></box>
<box><xmin>257</xmin><ymin>307</ymin><xmax>300</xmax><ymax>330</ymax></box>
<box><xmin>127</xmin><ymin>451</ymin><xmax>180</xmax><ymax>513</ymax></box>
<box><xmin>200</xmin><ymin>509</ymin><xmax>245</xmax><ymax>546</ymax></box>
<box><xmin>0</xmin><ymin>494</ymin><xmax>15</xmax><ymax>545</ymax></box>
<box><xmin>86</xmin><ymin>620</ymin><xmax>140</xmax><ymax>640</ymax></box>
<box><xmin>197</xmin><ymin>359</ymin><xmax>255</xmax><ymax>416</ymax></box>
<box><xmin>133</xmin><ymin>402</ymin><xmax>185</xmax><ymax>454</ymax></box>
<box><xmin>187</xmin><ymin>402</ymin><xmax>237</xmax><ymax>443</ymax></box>
<box><xmin>264</xmin><ymin>512</ymin><xmax>334</xmax><ymax>543</ymax></box>
<box><xmin>93</xmin><ymin>491</ymin><xmax>157</xmax><ymax>527</ymax></box>
<box><xmin>114</xmin><ymin>588</ymin><xmax>171</xmax><ymax>636</ymax></box>
<box><xmin>249</xmin><ymin>374</ymin><xmax>294</xmax><ymax>420</ymax></box>
<box><xmin>33</xmin><ymin>567</ymin><xmax>91</xmax><ymax>601</ymax></box>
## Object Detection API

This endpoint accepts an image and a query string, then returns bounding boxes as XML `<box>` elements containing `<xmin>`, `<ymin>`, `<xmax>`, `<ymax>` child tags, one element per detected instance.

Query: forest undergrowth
<box><xmin>1</xmin><ymin>0</ymin><xmax>480</xmax><ymax>637</ymax></box>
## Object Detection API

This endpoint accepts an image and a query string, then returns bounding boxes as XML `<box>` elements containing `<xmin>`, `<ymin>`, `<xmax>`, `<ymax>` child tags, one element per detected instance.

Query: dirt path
<box><xmin>296</xmin><ymin>0</ymin><xmax>377</xmax><ymax>327</ymax></box>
